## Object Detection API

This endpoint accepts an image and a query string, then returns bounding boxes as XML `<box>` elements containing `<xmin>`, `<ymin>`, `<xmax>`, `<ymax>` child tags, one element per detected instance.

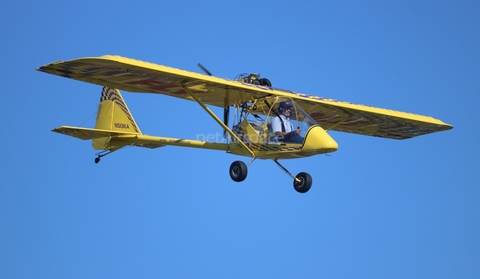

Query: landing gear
<box><xmin>274</xmin><ymin>159</ymin><xmax>313</xmax><ymax>193</ymax></box>
<box><xmin>293</xmin><ymin>172</ymin><xmax>312</xmax><ymax>193</ymax></box>
<box><xmin>228</xmin><ymin>159</ymin><xmax>313</xmax><ymax>193</ymax></box>
<box><xmin>94</xmin><ymin>150</ymin><xmax>112</xmax><ymax>164</ymax></box>
<box><xmin>229</xmin><ymin>160</ymin><xmax>248</xmax><ymax>182</ymax></box>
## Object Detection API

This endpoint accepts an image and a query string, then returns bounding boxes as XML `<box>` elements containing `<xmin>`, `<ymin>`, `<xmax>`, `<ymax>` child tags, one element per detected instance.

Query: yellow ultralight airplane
<box><xmin>37</xmin><ymin>55</ymin><xmax>452</xmax><ymax>193</ymax></box>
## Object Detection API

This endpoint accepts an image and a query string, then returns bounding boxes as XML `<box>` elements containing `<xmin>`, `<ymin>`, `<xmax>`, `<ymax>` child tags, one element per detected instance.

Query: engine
<box><xmin>235</xmin><ymin>73</ymin><xmax>272</xmax><ymax>87</ymax></box>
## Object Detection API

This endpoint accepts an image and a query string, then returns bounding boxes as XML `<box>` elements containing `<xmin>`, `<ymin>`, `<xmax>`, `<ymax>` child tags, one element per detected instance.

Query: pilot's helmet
<box><xmin>278</xmin><ymin>101</ymin><xmax>292</xmax><ymax>113</ymax></box>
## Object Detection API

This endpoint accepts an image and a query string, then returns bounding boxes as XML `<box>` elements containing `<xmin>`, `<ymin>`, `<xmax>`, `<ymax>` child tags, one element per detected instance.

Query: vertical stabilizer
<box><xmin>95</xmin><ymin>87</ymin><xmax>141</xmax><ymax>133</ymax></box>
<box><xmin>93</xmin><ymin>87</ymin><xmax>141</xmax><ymax>150</ymax></box>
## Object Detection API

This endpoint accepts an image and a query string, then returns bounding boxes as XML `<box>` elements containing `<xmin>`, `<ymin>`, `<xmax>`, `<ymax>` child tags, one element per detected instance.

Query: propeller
<box><xmin>197</xmin><ymin>63</ymin><xmax>212</xmax><ymax>76</ymax></box>
<box><xmin>197</xmin><ymin>63</ymin><xmax>230</xmax><ymax>138</ymax></box>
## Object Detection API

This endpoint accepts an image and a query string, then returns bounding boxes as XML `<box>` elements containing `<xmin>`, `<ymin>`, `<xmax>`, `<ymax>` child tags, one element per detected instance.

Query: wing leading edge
<box><xmin>38</xmin><ymin>55</ymin><xmax>452</xmax><ymax>140</ymax></box>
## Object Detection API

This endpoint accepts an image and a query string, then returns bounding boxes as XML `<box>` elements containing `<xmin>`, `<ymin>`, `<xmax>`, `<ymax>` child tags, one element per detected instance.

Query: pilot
<box><xmin>272</xmin><ymin>101</ymin><xmax>304</xmax><ymax>144</ymax></box>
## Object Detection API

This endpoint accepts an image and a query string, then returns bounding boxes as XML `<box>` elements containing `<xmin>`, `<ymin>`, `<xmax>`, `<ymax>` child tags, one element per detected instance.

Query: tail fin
<box><xmin>91</xmin><ymin>87</ymin><xmax>141</xmax><ymax>150</ymax></box>
<box><xmin>52</xmin><ymin>87</ymin><xmax>163</xmax><ymax>155</ymax></box>
<box><xmin>95</xmin><ymin>87</ymin><xmax>141</xmax><ymax>134</ymax></box>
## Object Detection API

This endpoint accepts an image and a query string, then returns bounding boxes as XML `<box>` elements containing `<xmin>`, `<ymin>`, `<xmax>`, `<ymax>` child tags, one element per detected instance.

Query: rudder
<box><xmin>93</xmin><ymin>87</ymin><xmax>141</xmax><ymax>150</ymax></box>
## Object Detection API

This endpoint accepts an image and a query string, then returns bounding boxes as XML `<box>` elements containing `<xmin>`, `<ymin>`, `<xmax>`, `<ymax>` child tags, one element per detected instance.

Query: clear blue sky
<box><xmin>1</xmin><ymin>0</ymin><xmax>479</xmax><ymax>278</ymax></box>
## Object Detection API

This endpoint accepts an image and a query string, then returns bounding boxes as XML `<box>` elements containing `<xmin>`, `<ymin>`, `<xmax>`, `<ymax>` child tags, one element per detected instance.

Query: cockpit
<box><xmin>231</xmin><ymin>96</ymin><xmax>318</xmax><ymax>145</ymax></box>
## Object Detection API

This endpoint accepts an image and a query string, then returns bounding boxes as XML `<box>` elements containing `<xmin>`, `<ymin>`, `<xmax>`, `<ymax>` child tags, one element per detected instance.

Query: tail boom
<box><xmin>52</xmin><ymin>126</ymin><xmax>228</xmax><ymax>151</ymax></box>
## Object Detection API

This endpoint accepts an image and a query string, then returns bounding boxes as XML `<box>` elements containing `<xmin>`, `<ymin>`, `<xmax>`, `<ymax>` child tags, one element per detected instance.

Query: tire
<box><xmin>229</xmin><ymin>161</ymin><xmax>248</xmax><ymax>182</ymax></box>
<box><xmin>293</xmin><ymin>172</ymin><xmax>312</xmax><ymax>193</ymax></box>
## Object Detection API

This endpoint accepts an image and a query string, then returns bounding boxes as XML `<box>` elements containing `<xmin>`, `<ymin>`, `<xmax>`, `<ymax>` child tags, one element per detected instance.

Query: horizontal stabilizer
<box><xmin>52</xmin><ymin>126</ymin><xmax>139</xmax><ymax>140</ymax></box>
<box><xmin>52</xmin><ymin>126</ymin><xmax>165</xmax><ymax>150</ymax></box>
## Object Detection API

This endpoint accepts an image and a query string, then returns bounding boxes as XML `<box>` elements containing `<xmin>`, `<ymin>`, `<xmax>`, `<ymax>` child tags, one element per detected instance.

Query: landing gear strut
<box><xmin>274</xmin><ymin>159</ymin><xmax>313</xmax><ymax>193</ymax></box>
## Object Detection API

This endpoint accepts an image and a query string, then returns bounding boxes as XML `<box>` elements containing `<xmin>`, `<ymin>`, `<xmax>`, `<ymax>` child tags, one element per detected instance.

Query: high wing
<box><xmin>37</xmin><ymin>55</ymin><xmax>269</xmax><ymax>107</ymax></box>
<box><xmin>37</xmin><ymin>55</ymin><xmax>452</xmax><ymax>139</ymax></box>
<box><xmin>292</xmin><ymin>97</ymin><xmax>452</xmax><ymax>139</ymax></box>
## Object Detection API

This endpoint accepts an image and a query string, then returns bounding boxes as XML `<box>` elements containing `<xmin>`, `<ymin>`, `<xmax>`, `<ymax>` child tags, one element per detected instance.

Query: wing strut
<box><xmin>181</xmin><ymin>83</ymin><xmax>256</xmax><ymax>158</ymax></box>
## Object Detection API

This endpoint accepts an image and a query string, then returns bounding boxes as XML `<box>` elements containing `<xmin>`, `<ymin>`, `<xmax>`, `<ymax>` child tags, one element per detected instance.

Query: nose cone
<box><xmin>303</xmin><ymin>126</ymin><xmax>338</xmax><ymax>153</ymax></box>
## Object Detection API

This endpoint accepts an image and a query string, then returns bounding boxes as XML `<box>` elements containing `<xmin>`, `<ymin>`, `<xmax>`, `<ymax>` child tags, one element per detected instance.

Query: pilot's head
<box><xmin>278</xmin><ymin>101</ymin><xmax>292</xmax><ymax>117</ymax></box>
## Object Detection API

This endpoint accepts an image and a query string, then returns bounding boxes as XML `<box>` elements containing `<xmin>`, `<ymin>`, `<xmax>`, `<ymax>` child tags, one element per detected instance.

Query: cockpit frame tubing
<box><xmin>181</xmin><ymin>83</ymin><xmax>256</xmax><ymax>158</ymax></box>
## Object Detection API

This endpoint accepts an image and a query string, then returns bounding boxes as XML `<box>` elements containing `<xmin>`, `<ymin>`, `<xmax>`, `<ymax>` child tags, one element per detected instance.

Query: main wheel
<box><xmin>293</xmin><ymin>172</ymin><xmax>312</xmax><ymax>193</ymax></box>
<box><xmin>229</xmin><ymin>161</ymin><xmax>248</xmax><ymax>182</ymax></box>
